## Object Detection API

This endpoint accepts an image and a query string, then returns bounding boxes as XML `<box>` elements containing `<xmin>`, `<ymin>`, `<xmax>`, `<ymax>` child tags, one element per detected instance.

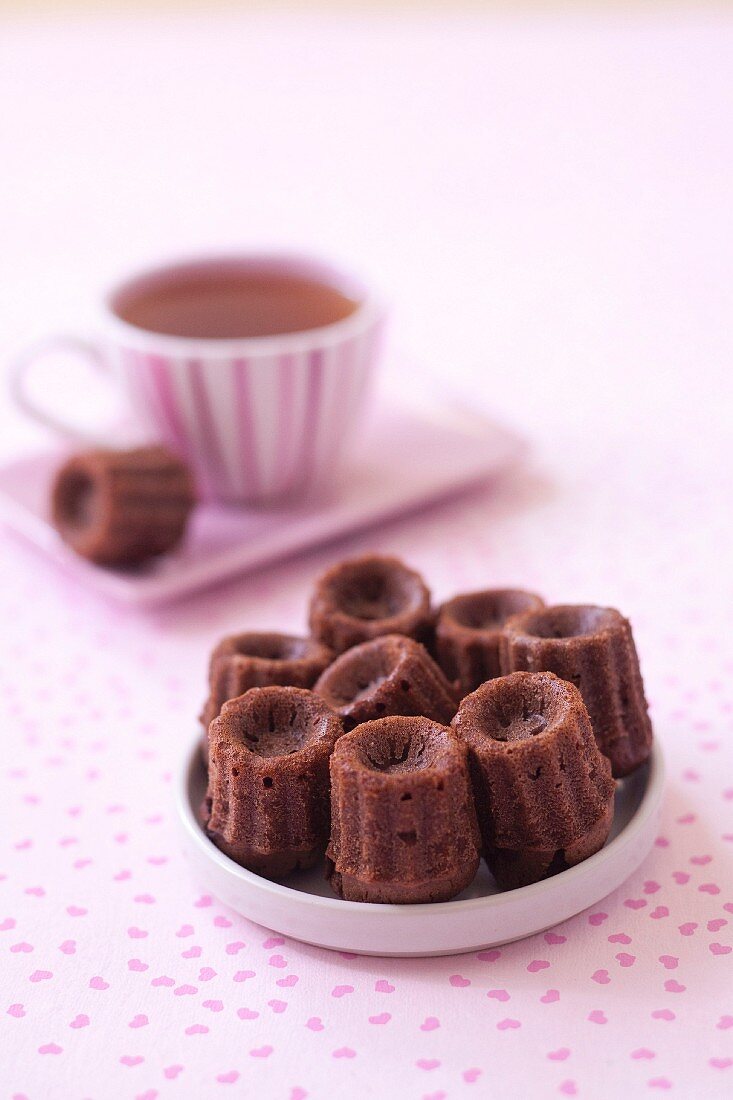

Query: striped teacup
<box><xmin>10</xmin><ymin>254</ymin><xmax>385</xmax><ymax>504</ymax></box>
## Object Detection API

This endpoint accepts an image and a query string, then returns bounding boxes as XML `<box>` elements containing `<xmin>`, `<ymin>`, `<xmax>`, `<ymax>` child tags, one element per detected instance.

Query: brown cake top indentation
<box><xmin>336</xmin><ymin>715</ymin><xmax>462</xmax><ymax>779</ymax></box>
<box><xmin>455</xmin><ymin>671</ymin><xmax>574</xmax><ymax>747</ymax></box>
<box><xmin>313</xmin><ymin>634</ymin><xmax>457</xmax><ymax>728</ymax></box>
<box><xmin>309</xmin><ymin>554</ymin><xmax>432</xmax><ymax>651</ymax></box>
<box><xmin>315</xmin><ymin>636</ymin><xmax>395</xmax><ymax>710</ymax></box>
<box><xmin>507</xmin><ymin>604</ymin><xmax>624</xmax><ymax>642</ymax></box>
<box><xmin>439</xmin><ymin>588</ymin><xmax>545</xmax><ymax>635</ymax></box>
<box><xmin>321</xmin><ymin>555</ymin><xmax>427</xmax><ymax>620</ymax></box>
<box><xmin>214</xmin><ymin>686</ymin><xmax>341</xmax><ymax>761</ymax></box>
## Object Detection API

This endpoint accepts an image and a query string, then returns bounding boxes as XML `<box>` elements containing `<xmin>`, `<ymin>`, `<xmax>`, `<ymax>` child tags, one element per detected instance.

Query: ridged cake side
<box><xmin>204</xmin><ymin>687</ymin><xmax>342</xmax><ymax>877</ymax></box>
<box><xmin>435</xmin><ymin>588</ymin><xmax>545</xmax><ymax>695</ymax></box>
<box><xmin>327</xmin><ymin>716</ymin><xmax>480</xmax><ymax>903</ymax></box>
<box><xmin>52</xmin><ymin>445</ymin><xmax>195</xmax><ymax>565</ymax></box>
<box><xmin>452</xmin><ymin>671</ymin><xmax>615</xmax><ymax>852</ymax></box>
<box><xmin>201</xmin><ymin>632</ymin><xmax>334</xmax><ymax>733</ymax></box>
<box><xmin>487</xmin><ymin>799</ymin><xmax>615</xmax><ymax>889</ymax></box>
<box><xmin>500</xmin><ymin>605</ymin><xmax>652</xmax><ymax>777</ymax></box>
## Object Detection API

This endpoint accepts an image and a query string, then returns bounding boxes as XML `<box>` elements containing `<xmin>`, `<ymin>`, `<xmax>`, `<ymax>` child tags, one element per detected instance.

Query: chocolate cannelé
<box><xmin>326</xmin><ymin>715</ymin><xmax>480</xmax><ymax>903</ymax></box>
<box><xmin>435</xmin><ymin>588</ymin><xmax>545</xmax><ymax>695</ymax></box>
<box><xmin>309</xmin><ymin>554</ymin><xmax>432</xmax><ymax>653</ymax></box>
<box><xmin>452</xmin><ymin>671</ymin><xmax>615</xmax><ymax>889</ymax></box>
<box><xmin>500</xmin><ymin>605</ymin><xmax>653</xmax><ymax>777</ymax></box>
<box><xmin>51</xmin><ymin>445</ymin><xmax>195</xmax><ymax>566</ymax></box>
<box><xmin>203</xmin><ymin>686</ymin><xmax>343</xmax><ymax>878</ymax></box>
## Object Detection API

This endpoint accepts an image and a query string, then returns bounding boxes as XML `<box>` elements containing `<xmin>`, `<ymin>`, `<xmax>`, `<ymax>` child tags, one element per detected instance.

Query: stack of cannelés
<box><xmin>200</xmin><ymin>554</ymin><xmax>653</xmax><ymax>901</ymax></box>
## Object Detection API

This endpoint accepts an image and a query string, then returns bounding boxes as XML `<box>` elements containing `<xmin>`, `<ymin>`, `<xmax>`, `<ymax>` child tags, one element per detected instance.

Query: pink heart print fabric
<box><xmin>2</xmin><ymin>431</ymin><xmax>732</xmax><ymax>1099</ymax></box>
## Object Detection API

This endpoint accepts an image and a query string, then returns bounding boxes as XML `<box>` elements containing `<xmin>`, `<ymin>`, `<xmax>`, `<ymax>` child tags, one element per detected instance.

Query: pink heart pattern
<box><xmin>216</xmin><ymin>1070</ymin><xmax>239</xmax><ymax>1084</ymax></box>
<box><xmin>5</xmin><ymin>424</ymin><xmax>733</xmax><ymax>1100</ymax></box>
<box><xmin>449</xmin><ymin>974</ymin><xmax>470</xmax><ymax>987</ymax></box>
<box><xmin>658</xmin><ymin>955</ymin><xmax>678</xmax><ymax>969</ymax></box>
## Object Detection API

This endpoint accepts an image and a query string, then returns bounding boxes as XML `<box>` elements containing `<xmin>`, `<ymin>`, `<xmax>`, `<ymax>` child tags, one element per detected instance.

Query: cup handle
<box><xmin>9</xmin><ymin>334</ymin><xmax>112</xmax><ymax>444</ymax></box>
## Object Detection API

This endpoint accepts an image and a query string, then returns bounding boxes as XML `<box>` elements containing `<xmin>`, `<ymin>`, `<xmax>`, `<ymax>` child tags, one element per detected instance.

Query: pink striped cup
<box><xmin>10</xmin><ymin>254</ymin><xmax>385</xmax><ymax>503</ymax></box>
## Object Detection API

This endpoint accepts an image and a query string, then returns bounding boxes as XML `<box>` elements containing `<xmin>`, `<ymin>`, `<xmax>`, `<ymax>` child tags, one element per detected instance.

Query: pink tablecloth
<box><xmin>1</xmin><ymin>8</ymin><xmax>732</xmax><ymax>1099</ymax></box>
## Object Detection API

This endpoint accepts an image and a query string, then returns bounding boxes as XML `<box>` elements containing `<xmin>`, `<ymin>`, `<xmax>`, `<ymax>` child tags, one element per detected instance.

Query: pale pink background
<box><xmin>1</xmin><ymin>7</ymin><xmax>732</xmax><ymax>1099</ymax></box>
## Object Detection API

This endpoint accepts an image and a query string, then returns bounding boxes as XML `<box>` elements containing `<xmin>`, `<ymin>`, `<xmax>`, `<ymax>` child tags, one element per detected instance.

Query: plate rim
<box><xmin>175</xmin><ymin>735</ymin><xmax>665</xmax><ymax>922</ymax></box>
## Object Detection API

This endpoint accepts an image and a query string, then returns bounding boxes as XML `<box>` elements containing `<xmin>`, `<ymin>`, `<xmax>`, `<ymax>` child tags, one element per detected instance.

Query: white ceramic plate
<box><xmin>176</xmin><ymin>737</ymin><xmax>664</xmax><ymax>957</ymax></box>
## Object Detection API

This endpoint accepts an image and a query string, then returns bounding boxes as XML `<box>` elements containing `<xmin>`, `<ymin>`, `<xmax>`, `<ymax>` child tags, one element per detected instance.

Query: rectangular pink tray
<box><xmin>0</xmin><ymin>402</ymin><xmax>523</xmax><ymax>609</ymax></box>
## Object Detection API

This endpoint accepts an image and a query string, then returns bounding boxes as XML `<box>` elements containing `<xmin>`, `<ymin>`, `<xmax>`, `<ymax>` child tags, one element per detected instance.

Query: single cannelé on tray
<box><xmin>309</xmin><ymin>554</ymin><xmax>432</xmax><ymax>653</ymax></box>
<box><xmin>500</xmin><ymin>605</ymin><xmax>653</xmax><ymax>777</ymax></box>
<box><xmin>452</xmin><ymin>671</ymin><xmax>615</xmax><ymax>889</ymax></box>
<box><xmin>314</xmin><ymin>634</ymin><xmax>458</xmax><ymax>730</ymax></box>
<box><xmin>203</xmin><ymin>686</ymin><xmax>343</xmax><ymax>878</ymax></box>
<box><xmin>434</xmin><ymin>588</ymin><xmax>545</xmax><ymax>695</ymax></box>
<box><xmin>51</xmin><ymin>445</ymin><xmax>195</xmax><ymax>566</ymax></box>
<box><xmin>326</xmin><ymin>715</ymin><xmax>480</xmax><ymax>903</ymax></box>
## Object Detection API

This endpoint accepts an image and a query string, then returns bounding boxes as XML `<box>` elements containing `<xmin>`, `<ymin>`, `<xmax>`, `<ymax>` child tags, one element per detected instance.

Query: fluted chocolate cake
<box><xmin>452</xmin><ymin>671</ymin><xmax>615</xmax><ymax>888</ymax></box>
<box><xmin>51</xmin><ymin>445</ymin><xmax>195</xmax><ymax>566</ymax></box>
<box><xmin>309</xmin><ymin>554</ymin><xmax>432</xmax><ymax>653</ymax></box>
<box><xmin>203</xmin><ymin>686</ymin><xmax>343</xmax><ymax>877</ymax></box>
<box><xmin>326</xmin><ymin>715</ymin><xmax>480</xmax><ymax>903</ymax></box>
<box><xmin>500</xmin><ymin>605</ymin><xmax>652</xmax><ymax>777</ymax></box>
